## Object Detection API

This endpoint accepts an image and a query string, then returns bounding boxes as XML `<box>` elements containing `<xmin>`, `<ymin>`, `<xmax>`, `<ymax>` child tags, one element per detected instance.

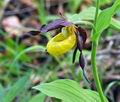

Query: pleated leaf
<box><xmin>93</xmin><ymin>0</ymin><xmax>120</xmax><ymax>40</ymax></box>
<box><xmin>29</xmin><ymin>93</ymin><xmax>46</xmax><ymax>102</ymax></box>
<box><xmin>33</xmin><ymin>79</ymin><xmax>102</xmax><ymax>102</ymax></box>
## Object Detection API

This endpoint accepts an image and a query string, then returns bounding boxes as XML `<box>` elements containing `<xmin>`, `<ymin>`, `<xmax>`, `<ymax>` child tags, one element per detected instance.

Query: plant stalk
<box><xmin>91</xmin><ymin>0</ymin><xmax>107</xmax><ymax>102</ymax></box>
<box><xmin>91</xmin><ymin>41</ymin><xmax>106</xmax><ymax>102</ymax></box>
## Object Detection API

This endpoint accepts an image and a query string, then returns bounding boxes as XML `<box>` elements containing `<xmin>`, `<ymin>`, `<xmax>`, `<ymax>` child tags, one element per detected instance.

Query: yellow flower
<box><xmin>46</xmin><ymin>25</ymin><xmax>77</xmax><ymax>56</ymax></box>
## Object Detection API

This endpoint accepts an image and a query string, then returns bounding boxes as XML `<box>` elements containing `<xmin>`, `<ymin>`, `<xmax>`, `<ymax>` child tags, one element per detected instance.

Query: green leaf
<box><xmin>93</xmin><ymin>0</ymin><xmax>120</xmax><ymax>40</ymax></box>
<box><xmin>110</xmin><ymin>18</ymin><xmax>120</xmax><ymax>31</ymax></box>
<box><xmin>68</xmin><ymin>7</ymin><xmax>98</xmax><ymax>22</ymax></box>
<box><xmin>10</xmin><ymin>45</ymin><xmax>45</xmax><ymax>72</ymax></box>
<box><xmin>68</xmin><ymin>6</ymin><xmax>120</xmax><ymax>31</ymax></box>
<box><xmin>0</xmin><ymin>84</ymin><xmax>4</xmax><ymax>101</ymax></box>
<box><xmin>33</xmin><ymin>79</ymin><xmax>102</xmax><ymax>102</ymax></box>
<box><xmin>99</xmin><ymin>0</ymin><xmax>111</xmax><ymax>6</ymax></box>
<box><xmin>69</xmin><ymin>0</ymin><xmax>82</xmax><ymax>12</ymax></box>
<box><xmin>12</xmin><ymin>45</ymin><xmax>45</xmax><ymax>63</ymax></box>
<box><xmin>29</xmin><ymin>93</ymin><xmax>46</xmax><ymax>102</ymax></box>
<box><xmin>2</xmin><ymin>74</ymin><xmax>29</xmax><ymax>102</ymax></box>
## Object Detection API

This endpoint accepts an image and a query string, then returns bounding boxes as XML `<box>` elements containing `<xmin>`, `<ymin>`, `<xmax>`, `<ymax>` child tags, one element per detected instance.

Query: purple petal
<box><xmin>77</xmin><ymin>27</ymin><xmax>87</xmax><ymax>44</ymax></box>
<box><xmin>72</xmin><ymin>47</ymin><xmax>78</xmax><ymax>63</ymax></box>
<box><xmin>79</xmin><ymin>52</ymin><xmax>85</xmax><ymax>69</ymax></box>
<box><xmin>83</xmin><ymin>69</ymin><xmax>90</xmax><ymax>83</ymax></box>
<box><xmin>40</xmin><ymin>19</ymin><xmax>72</xmax><ymax>33</ymax></box>
<box><xmin>79</xmin><ymin>52</ymin><xmax>90</xmax><ymax>83</ymax></box>
<box><xmin>76</xmin><ymin>31</ymin><xmax>83</xmax><ymax>51</ymax></box>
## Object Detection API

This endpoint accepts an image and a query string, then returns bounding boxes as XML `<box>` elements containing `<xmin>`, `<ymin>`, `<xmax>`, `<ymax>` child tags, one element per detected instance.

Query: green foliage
<box><xmin>0</xmin><ymin>84</ymin><xmax>4</xmax><ymax>101</ymax></box>
<box><xmin>29</xmin><ymin>93</ymin><xmax>46</xmax><ymax>102</ymax></box>
<box><xmin>68</xmin><ymin>6</ymin><xmax>98</xmax><ymax>22</ymax></box>
<box><xmin>105</xmin><ymin>81</ymin><xmax>120</xmax><ymax>102</ymax></box>
<box><xmin>68</xmin><ymin>6</ymin><xmax>120</xmax><ymax>31</ymax></box>
<box><xmin>1</xmin><ymin>74</ymin><xmax>29</xmax><ymax>102</ymax></box>
<box><xmin>90</xmin><ymin>0</ymin><xmax>120</xmax><ymax>102</ymax></box>
<box><xmin>93</xmin><ymin>0</ymin><xmax>120</xmax><ymax>40</ymax></box>
<box><xmin>33</xmin><ymin>79</ymin><xmax>102</xmax><ymax>102</ymax></box>
<box><xmin>98</xmin><ymin>0</ymin><xmax>111</xmax><ymax>6</ymax></box>
<box><xmin>69</xmin><ymin>0</ymin><xmax>82</xmax><ymax>12</ymax></box>
<box><xmin>0</xmin><ymin>36</ymin><xmax>31</xmax><ymax>74</ymax></box>
<box><xmin>111</xmin><ymin>18</ymin><xmax>120</xmax><ymax>31</ymax></box>
<box><xmin>10</xmin><ymin>45</ymin><xmax>45</xmax><ymax>73</ymax></box>
<box><xmin>11</xmin><ymin>45</ymin><xmax>45</xmax><ymax>66</ymax></box>
<box><xmin>36</xmin><ymin>0</ymin><xmax>47</xmax><ymax>24</ymax></box>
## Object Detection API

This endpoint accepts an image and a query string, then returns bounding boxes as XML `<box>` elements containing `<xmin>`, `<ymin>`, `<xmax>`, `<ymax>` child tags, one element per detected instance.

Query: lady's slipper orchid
<box><xmin>19</xmin><ymin>19</ymin><xmax>88</xmax><ymax>82</ymax></box>
<box><xmin>39</xmin><ymin>19</ymin><xmax>87</xmax><ymax>68</ymax></box>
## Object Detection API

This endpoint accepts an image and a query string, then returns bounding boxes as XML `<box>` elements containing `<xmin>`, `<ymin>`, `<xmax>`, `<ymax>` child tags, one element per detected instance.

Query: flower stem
<box><xmin>91</xmin><ymin>0</ymin><xmax>107</xmax><ymax>102</ymax></box>
<box><xmin>91</xmin><ymin>41</ymin><xmax>107</xmax><ymax>102</ymax></box>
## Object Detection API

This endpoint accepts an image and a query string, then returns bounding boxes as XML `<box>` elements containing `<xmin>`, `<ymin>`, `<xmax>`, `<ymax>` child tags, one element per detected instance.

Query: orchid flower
<box><xmin>40</xmin><ymin>19</ymin><xmax>89</xmax><ymax>82</ymax></box>
<box><xmin>19</xmin><ymin>19</ymin><xmax>89</xmax><ymax>82</ymax></box>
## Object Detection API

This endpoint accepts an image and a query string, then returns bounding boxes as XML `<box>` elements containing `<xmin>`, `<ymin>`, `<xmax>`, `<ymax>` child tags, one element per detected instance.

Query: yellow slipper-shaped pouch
<box><xmin>46</xmin><ymin>25</ymin><xmax>77</xmax><ymax>56</ymax></box>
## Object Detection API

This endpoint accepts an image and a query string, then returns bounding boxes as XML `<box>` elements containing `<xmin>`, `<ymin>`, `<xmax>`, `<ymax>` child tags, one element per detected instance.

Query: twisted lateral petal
<box><xmin>72</xmin><ymin>46</ymin><xmax>78</xmax><ymax>63</ymax></box>
<box><xmin>46</xmin><ymin>31</ymin><xmax>76</xmax><ymax>56</ymax></box>
<box><xmin>77</xmin><ymin>27</ymin><xmax>87</xmax><ymax>45</ymax></box>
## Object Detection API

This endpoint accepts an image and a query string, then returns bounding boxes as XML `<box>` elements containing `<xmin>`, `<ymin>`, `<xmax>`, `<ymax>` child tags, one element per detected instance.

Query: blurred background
<box><xmin>0</xmin><ymin>0</ymin><xmax>120</xmax><ymax>102</ymax></box>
